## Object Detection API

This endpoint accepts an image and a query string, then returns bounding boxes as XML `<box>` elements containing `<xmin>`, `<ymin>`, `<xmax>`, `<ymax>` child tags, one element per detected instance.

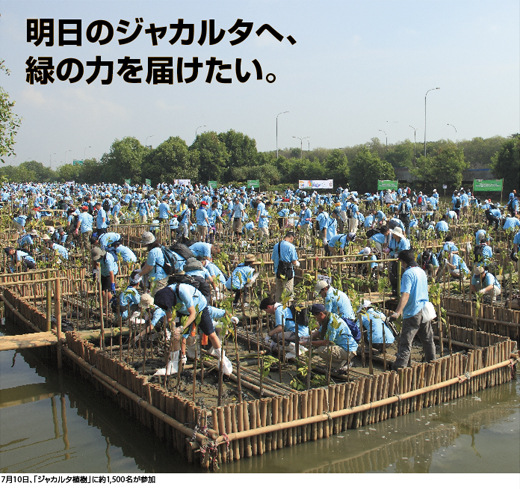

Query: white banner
<box><xmin>299</xmin><ymin>179</ymin><xmax>334</xmax><ymax>189</ymax></box>
<box><xmin>174</xmin><ymin>179</ymin><xmax>191</xmax><ymax>186</ymax></box>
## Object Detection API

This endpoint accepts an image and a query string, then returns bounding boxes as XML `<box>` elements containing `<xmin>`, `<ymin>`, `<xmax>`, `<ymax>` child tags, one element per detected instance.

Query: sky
<box><xmin>0</xmin><ymin>0</ymin><xmax>518</xmax><ymax>170</ymax></box>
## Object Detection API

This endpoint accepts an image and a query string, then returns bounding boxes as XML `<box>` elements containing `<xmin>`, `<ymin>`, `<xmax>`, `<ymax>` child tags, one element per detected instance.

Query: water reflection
<box><xmin>0</xmin><ymin>334</ymin><xmax>198</xmax><ymax>473</ymax></box>
<box><xmin>1</xmin><ymin>324</ymin><xmax>518</xmax><ymax>474</ymax></box>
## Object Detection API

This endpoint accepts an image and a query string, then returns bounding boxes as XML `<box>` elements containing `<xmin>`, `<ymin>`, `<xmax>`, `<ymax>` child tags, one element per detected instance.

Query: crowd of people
<box><xmin>2</xmin><ymin>180</ymin><xmax>519</xmax><ymax>377</ymax></box>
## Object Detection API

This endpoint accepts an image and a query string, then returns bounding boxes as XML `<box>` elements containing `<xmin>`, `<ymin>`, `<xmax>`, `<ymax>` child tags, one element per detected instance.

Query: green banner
<box><xmin>247</xmin><ymin>179</ymin><xmax>260</xmax><ymax>189</ymax></box>
<box><xmin>473</xmin><ymin>179</ymin><xmax>503</xmax><ymax>192</ymax></box>
<box><xmin>124</xmin><ymin>179</ymin><xmax>131</xmax><ymax>185</ymax></box>
<box><xmin>145</xmin><ymin>178</ymin><xmax>151</xmax><ymax>186</ymax></box>
<box><xmin>72</xmin><ymin>159</ymin><xmax>83</xmax><ymax>166</ymax></box>
<box><xmin>208</xmin><ymin>180</ymin><xmax>218</xmax><ymax>189</ymax></box>
<box><xmin>377</xmin><ymin>180</ymin><xmax>398</xmax><ymax>191</ymax></box>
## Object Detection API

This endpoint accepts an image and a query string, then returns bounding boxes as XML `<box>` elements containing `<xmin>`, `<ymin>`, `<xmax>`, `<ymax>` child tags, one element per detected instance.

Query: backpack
<box><xmin>289</xmin><ymin>304</ymin><xmax>309</xmax><ymax>327</ymax></box>
<box><xmin>343</xmin><ymin>317</ymin><xmax>361</xmax><ymax>342</ymax></box>
<box><xmin>170</xmin><ymin>242</ymin><xmax>195</xmax><ymax>261</ymax></box>
<box><xmin>103</xmin><ymin>199</ymin><xmax>110</xmax><ymax>212</ymax></box>
<box><xmin>346</xmin><ymin>206</ymin><xmax>353</xmax><ymax>219</ymax></box>
<box><xmin>454</xmin><ymin>198</ymin><xmax>461</xmax><ymax>209</ymax></box>
<box><xmin>417</xmin><ymin>196</ymin><xmax>423</xmax><ymax>205</ymax></box>
<box><xmin>508</xmin><ymin>199</ymin><xmax>515</xmax><ymax>214</ymax></box>
<box><xmin>474</xmin><ymin>244</ymin><xmax>484</xmax><ymax>263</ymax></box>
<box><xmin>160</xmin><ymin>246</ymin><xmax>178</xmax><ymax>275</ymax></box>
<box><xmin>167</xmin><ymin>273</ymin><xmax>212</xmax><ymax>303</ymax></box>
<box><xmin>420</xmin><ymin>250</ymin><xmax>433</xmax><ymax>270</ymax></box>
<box><xmin>366</xmin><ymin>228</ymin><xmax>380</xmax><ymax>238</ymax></box>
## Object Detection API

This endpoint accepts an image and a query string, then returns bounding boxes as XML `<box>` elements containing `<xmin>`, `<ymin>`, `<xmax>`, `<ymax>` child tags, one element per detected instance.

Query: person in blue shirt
<box><xmin>327</xmin><ymin>232</ymin><xmax>356</xmax><ymax>255</ymax></box>
<box><xmin>4</xmin><ymin>247</ymin><xmax>36</xmax><ymax>271</ymax></box>
<box><xmin>316</xmin><ymin>205</ymin><xmax>329</xmax><ymax>242</ymax></box>
<box><xmin>257</xmin><ymin>200</ymin><xmax>272</xmax><ymax>243</ymax></box>
<box><xmin>95</xmin><ymin>202</ymin><xmax>108</xmax><ymax>235</ymax></box>
<box><xmin>17</xmin><ymin>230</ymin><xmax>38</xmax><ymax>252</ymax></box>
<box><xmin>260</xmin><ymin>296</ymin><xmax>310</xmax><ymax>345</ymax></box>
<box><xmin>304</xmin><ymin>304</ymin><xmax>358</xmax><ymax>372</ymax></box>
<box><xmin>43</xmin><ymin>235</ymin><xmax>68</xmax><ymax>260</ymax></box>
<box><xmin>226</xmin><ymin>254</ymin><xmax>258</xmax><ymax>307</ymax></box>
<box><xmin>298</xmin><ymin>203</ymin><xmax>313</xmax><ymax>248</ymax></box>
<box><xmin>118</xmin><ymin>271</ymin><xmax>142</xmax><ymax>320</ymax></box>
<box><xmin>444</xmin><ymin>251</ymin><xmax>470</xmax><ymax>279</ymax></box>
<box><xmin>153</xmin><ymin>283</ymin><xmax>233</xmax><ymax>376</ymax></box>
<box><xmin>314</xmin><ymin>280</ymin><xmax>355</xmax><ymax>320</ymax></box>
<box><xmin>503</xmin><ymin>214</ymin><xmax>520</xmax><ymax>231</ymax></box>
<box><xmin>397</xmin><ymin>197</ymin><xmax>412</xmax><ymax>236</ymax></box>
<box><xmin>474</xmin><ymin>237</ymin><xmax>493</xmax><ymax>267</ymax></box>
<box><xmin>368</xmin><ymin>225</ymin><xmax>391</xmax><ymax>254</ymax></box>
<box><xmin>471</xmin><ymin>266</ymin><xmax>501</xmax><ymax>302</ymax></box>
<box><xmin>111</xmin><ymin>243</ymin><xmax>137</xmax><ymax>264</ymax></box>
<box><xmin>91</xmin><ymin>247</ymin><xmax>118</xmax><ymax>307</ymax></box>
<box><xmin>356</xmin><ymin>300</ymin><xmax>395</xmax><ymax>351</ymax></box>
<box><xmin>435</xmin><ymin>217</ymin><xmax>449</xmax><ymax>238</ymax></box>
<box><xmin>195</xmin><ymin>201</ymin><xmax>210</xmax><ymax>242</ymax></box>
<box><xmin>271</xmin><ymin>231</ymin><xmax>299</xmax><ymax>301</ymax></box>
<box><xmin>76</xmin><ymin>206</ymin><xmax>94</xmax><ymax>248</ymax></box>
<box><xmin>137</xmin><ymin>232</ymin><xmax>169</xmax><ymax>296</ymax></box>
<box><xmin>390</xmin><ymin>249</ymin><xmax>436</xmax><ymax>370</ymax></box>
<box><xmin>158</xmin><ymin>198</ymin><xmax>171</xmax><ymax>222</ymax></box>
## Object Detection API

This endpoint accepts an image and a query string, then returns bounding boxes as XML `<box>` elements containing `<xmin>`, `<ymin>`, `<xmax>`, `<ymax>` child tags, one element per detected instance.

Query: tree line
<box><xmin>1</xmin><ymin>131</ymin><xmax>518</xmax><ymax>194</ymax></box>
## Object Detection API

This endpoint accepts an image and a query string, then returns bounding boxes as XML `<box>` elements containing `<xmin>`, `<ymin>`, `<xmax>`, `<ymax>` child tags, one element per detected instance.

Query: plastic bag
<box><xmin>421</xmin><ymin>301</ymin><xmax>437</xmax><ymax>323</ymax></box>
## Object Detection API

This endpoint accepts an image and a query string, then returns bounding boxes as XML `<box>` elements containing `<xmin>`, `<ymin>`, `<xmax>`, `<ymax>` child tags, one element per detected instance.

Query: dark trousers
<box><xmin>393</xmin><ymin>309</ymin><xmax>436</xmax><ymax>369</ymax></box>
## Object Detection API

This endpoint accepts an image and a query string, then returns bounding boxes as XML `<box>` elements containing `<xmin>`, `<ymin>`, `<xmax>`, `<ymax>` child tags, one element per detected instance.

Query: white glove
<box><xmin>477</xmin><ymin>289</ymin><xmax>485</xmax><ymax>296</ymax></box>
<box><xmin>294</xmin><ymin>260</ymin><xmax>300</xmax><ymax>268</ymax></box>
<box><xmin>323</xmin><ymin>240</ymin><xmax>328</xmax><ymax>246</ymax></box>
<box><xmin>231</xmin><ymin>316</ymin><xmax>239</xmax><ymax>325</ymax></box>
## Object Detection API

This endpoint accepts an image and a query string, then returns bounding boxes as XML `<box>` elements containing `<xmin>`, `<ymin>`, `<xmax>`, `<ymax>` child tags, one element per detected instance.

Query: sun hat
<box><xmin>141</xmin><ymin>231</ymin><xmax>156</xmax><ymax>245</ymax></box>
<box><xmin>473</xmin><ymin>265</ymin><xmax>485</xmax><ymax>276</ymax></box>
<box><xmin>91</xmin><ymin>247</ymin><xmax>107</xmax><ymax>261</ymax></box>
<box><xmin>392</xmin><ymin>227</ymin><xmax>405</xmax><ymax>239</ymax></box>
<box><xmin>314</xmin><ymin>280</ymin><xmax>329</xmax><ymax>293</ymax></box>
<box><xmin>361</xmin><ymin>247</ymin><xmax>371</xmax><ymax>255</ymax></box>
<box><xmin>140</xmin><ymin>293</ymin><xmax>154</xmax><ymax>308</ymax></box>
<box><xmin>29</xmin><ymin>230</ymin><xmax>38</xmax><ymax>236</ymax></box>
<box><xmin>184</xmin><ymin>258</ymin><xmax>204</xmax><ymax>272</ymax></box>
<box><xmin>244</xmin><ymin>253</ymin><xmax>257</xmax><ymax>264</ymax></box>
<box><xmin>41</xmin><ymin>234</ymin><xmax>51</xmax><ymax>241</ymax></box>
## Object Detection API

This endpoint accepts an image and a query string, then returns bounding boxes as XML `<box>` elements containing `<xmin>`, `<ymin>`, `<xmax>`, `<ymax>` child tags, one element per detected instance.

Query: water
<box><xmin>1</xmin><ymin>325</ymin><xmax>519</xmax><ymax>475</ymax></box>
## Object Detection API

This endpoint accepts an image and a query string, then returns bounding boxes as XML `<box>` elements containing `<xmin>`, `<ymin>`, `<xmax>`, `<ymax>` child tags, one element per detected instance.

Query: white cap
<box><xmin>356</xmin><ymin>300</ymin><xmax>372</xmax><ymax>313</ymax></box>
<box><xmin>314</xmin><ymin>280</ymin><xmax>329</xmax><ymax>293</ymax></box>
<box><xmin>362</xmin><ymin>247</ymin><xmax>371</xmax><ymax>255</ymax></box>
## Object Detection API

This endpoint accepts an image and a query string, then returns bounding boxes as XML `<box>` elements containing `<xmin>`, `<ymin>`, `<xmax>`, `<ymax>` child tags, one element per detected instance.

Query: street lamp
<box><xmin>145</xmin><ymin>135</ymin><xmax>154</xmax><ymax>148</ymax></box>
<box><xmin>409</xmin><ymin>125</ymin><xmax>417</xmax><ymax>166</ymax></box>
<box><xmin>84</xmin><ymin>146</ymin><xmax>91</xmax><ymax>160</ymax></box>
<box><xmin>378</xmin><ymin>129</ymin><xmax>388</xmax><ymax>151</ymax></box>
<box><xmin>292</xmin><ymin>136</ymin><xmax>309</xmax><ymax>159</ymax></box>
<box><xmin>276</xmin><ymin>111</ymin><xmax>289</xmax><ymax>158</ymax></box>
<box><xmin>65</xmin><ymin>149</ymin><xmax>71</xmax><ymax>165</ymax></box>
<box><xmin>424</xmin><ymin>87</ymin><xmax>440</xmax><ymax>157</ymax></box>
<box><xmin>49</xmin><ymin>153</ymin><xmax>56</xmax><ymax>166</ymax></box>
<box><xmin>447</xmin><ymin>123</ymin><xmax>457</xmax><ymax>133</ymax></box>
<box><xmin>195</xmin><ymin>126</ymin><xmax>206</xmax><ymax>138</ymax></box>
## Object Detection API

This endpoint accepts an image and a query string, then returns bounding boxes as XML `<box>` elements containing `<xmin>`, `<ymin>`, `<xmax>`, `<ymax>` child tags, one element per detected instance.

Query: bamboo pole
<box><xmin>214</xmin><ymin>357</ymin><xmax>516</xmax><ymax>444</ymax></box>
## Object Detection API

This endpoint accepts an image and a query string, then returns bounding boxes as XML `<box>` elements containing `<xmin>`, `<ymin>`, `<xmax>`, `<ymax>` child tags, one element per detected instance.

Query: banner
<box><xmin>124</xmin><ymin>178</ymin><xmax>131</xmax><ymax>185</ymax></box>
<box><xmin>174</xmin><ymin>179</ymin><xmax>191</xmax><ymax>186</ymax></box>
<box><xmin>208</xmin><ymin>181</ymin><xmax>218</xmax><ymax>189</ymax></box>
<box><xmin>377</xmin><ymin>180</ymin><xmax>398</xmax><ymax>191</ymax></box>
<box><xmin>72</xmin><ymin>159</ymin><xmax>83</xmax><ymax>166</ymax></box>
<box><xmin>298</xmin><ymin>179</ymin><xmax>334</xmax><ymax>189</ymax></box>
<box><xmin>145</xmin><ymin>178</ymin><xmax>151</xmax><ymax>186</ymax></box>
<box><xmin>473</xmin><ymin>179</ymin><xmax>503</xmax><ymax>192</ymax></box>
<box><xmin>247</xmin><ymin>179</ymin><xmax>260</xmax><ymax>189</ymax></box>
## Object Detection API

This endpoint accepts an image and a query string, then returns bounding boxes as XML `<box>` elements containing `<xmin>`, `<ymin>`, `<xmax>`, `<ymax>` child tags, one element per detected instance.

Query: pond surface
<box><xmin>1</xmin><ymin>324</ymin><xmax>519</xmax><ymax>477</ymax></box>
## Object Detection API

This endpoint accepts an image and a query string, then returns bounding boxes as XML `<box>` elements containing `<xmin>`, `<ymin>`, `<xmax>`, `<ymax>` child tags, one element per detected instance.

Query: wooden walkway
<box><xmin>0</xmin><ymin>331</ymin><xmax>58</xmax><ymax>352</ymax></box>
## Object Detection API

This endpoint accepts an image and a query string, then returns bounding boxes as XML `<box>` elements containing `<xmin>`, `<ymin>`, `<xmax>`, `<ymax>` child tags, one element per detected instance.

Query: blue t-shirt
<box><xmin>400</xmin><ymin>266</ymin><xmax>429</xmax><ymax>319</ymax></box>
<box><xmin>274</xmin><ymin>305</ymin><xmax>309</xmax><ymax>337</ymax></box>
<box><xmin>146</xmin><ymin>247</ymin><xmax>167</xmax><ymax>281</ymax></box>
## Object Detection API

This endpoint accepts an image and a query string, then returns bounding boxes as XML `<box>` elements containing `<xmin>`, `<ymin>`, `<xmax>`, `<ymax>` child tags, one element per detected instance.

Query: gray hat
<box><xmin>141</xmin><ymin>231</ymin><xmax>156</xmax><ymax>245</ymax></box>
<box><xmin>473</xmin><ymin>265</ymin><xmax>485</xmax><ymax>276</ymax></box>
<box><xmin>29</xmin><ymin>230</ymin><xmax>39</xmax><ymax>236</ymax></box>
<box><xmin>392</xmin><ymin>227</ymin><xmax>405</xmax><ymax>239</ymax></box>
<box><xmin>140</xmin><ymin>293</ymin><xmax>154</xmax><ymax>308</ymax></box>
<box><xmin>183</xmin><ymin>257</ymin><xmax>204</xmax><ymax>272</ymax></box>
<box><xmin>91</xmin><ymin>247</ymin><xmax>106</xmax><ymax>261</ymax></box>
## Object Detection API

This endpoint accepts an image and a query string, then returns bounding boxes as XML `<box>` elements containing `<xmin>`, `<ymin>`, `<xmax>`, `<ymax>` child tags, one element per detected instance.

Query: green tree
<box><xmin>217</xmin><ymin>129</ymin><xmax>258</xmax><ymax>180</ymax></box>
<box><xmin>142</xmin><ymin>136</ymin><xmax>196</xmax><ymax>184</ymax></box>
<box><xmin>459</xmin><ymin>136</ymin><xmax>506</xmax><ymax>169</ymax></box>
<box><xmin>325</xmin><ymin>149</ymin><xmax>349</xmax><ymax>187</ymax></box>
<box><xmin>101</xmin><ymin>137</ymin><xmax>146</xmax><ymax>184</ymax></box>
<box><xmin>18</xmin><ymin>160</ymin><xmax>57</xmax><ymax>182</ymax></box>
<box><xmin>349</xmin><ymin>148</ymin><xmax>395</xmax><ymax>193</ymax></box>
<box><xmin>190</xmin><ymin>132</ymin><xmax>229</xmax><ymax>183</ymax></box>
<box><xmin>410</xmin><ymin>142</ymin><xmax>469</xmax><ymax>191</ymax></box>
<box><xmin>78</xmin><ymin>158</ymin><xmax>103</xmax><ymax>184</ymax></box>
<box><xmin>491</xmin><ymin>134</ymin><xmax>520</xmax><ymax>195</ymax></box>
<box><xmin>0</xmin><ymin>60</ymin><xmax>22</xmax><ymax>163</ymax></box>
<box><xmin>57</xmin><ymin>163</ymin><xmax>81</xmax><ymax>182</ymax></box>
<box><xmin>384</xmin><ymin>140</ymin><xmax>415</xmax><ymax>168</ymax></box>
